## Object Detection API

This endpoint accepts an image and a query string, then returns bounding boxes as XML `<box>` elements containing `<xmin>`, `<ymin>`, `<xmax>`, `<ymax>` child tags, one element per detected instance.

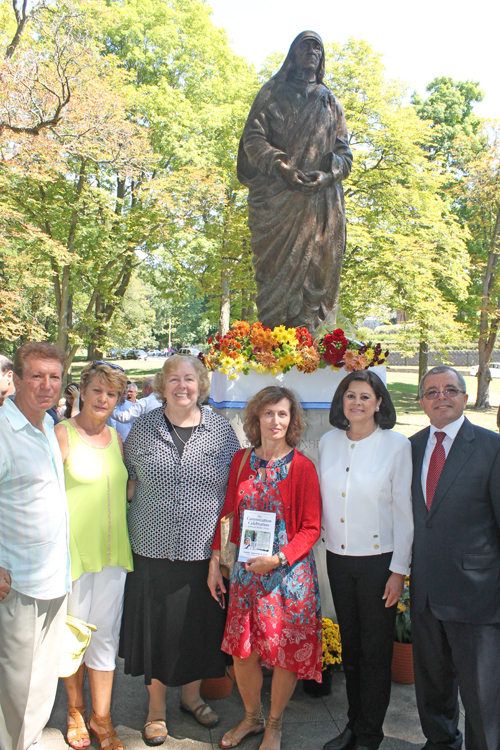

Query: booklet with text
<box><xmin>238</xmin><ymin>509</ymin><xmax>276</xmax><ymax>562</ymax></box>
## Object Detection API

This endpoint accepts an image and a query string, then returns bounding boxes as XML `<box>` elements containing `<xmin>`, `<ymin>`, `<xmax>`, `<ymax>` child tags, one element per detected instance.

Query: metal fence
<box><xmin>386</xmin><ymin>350</ymin><xmax>500</xmax><ymax>367</ymax></box>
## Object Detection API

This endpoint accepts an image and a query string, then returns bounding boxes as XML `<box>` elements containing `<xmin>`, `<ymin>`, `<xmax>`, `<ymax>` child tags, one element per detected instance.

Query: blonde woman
<box><xmin>119</xmin><ymin>355</ymin><xmax>240</xmax><ymax>746</ymax></box>
<box><xmin>55</xmin><ymin>361</ymin><xmax>133</xmax><ymax>750</ymax></box>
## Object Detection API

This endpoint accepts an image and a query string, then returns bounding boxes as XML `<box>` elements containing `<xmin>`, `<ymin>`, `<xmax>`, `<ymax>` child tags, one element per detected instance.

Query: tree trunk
<box><xmin>418</xmin><ymin>340</ymin><xmax>428</xmax><ymax>385</ymax></box>
<box><xmin>219</xmin><ymin>283</ymin><xmax>230</xmax><ymax>336</ymax></box>
<box><xmin>475</xmin><ymin>364</ymin><xmax>491</xmax><ymax>409</ymax></box>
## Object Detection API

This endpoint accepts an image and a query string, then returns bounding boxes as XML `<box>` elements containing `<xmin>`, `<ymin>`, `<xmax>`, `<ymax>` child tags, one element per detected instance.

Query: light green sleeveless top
<box><xmin>64</xmin><ymin>422</ymin><xmax>133</xmax><ymax>581</ymax></box>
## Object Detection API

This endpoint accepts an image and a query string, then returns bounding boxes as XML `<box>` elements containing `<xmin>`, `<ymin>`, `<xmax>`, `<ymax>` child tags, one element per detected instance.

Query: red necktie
<box><xmin>426</xmin><ymin>431</ymin><xmax>446</xmax><ymax>511</ymax></box>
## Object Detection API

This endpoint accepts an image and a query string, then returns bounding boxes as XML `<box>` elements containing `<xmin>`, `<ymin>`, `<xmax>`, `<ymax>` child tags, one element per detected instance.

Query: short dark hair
<box><xmin>244</xmin><ymin>386</ymin><xmax>306</xmax><ymax>448</ymax></box>
<box><xmin>418</xmin><ymin>365</ymin><xmax>467</xmax><ymax>399</ymax></box>
<box><xmin>329</xmin><ymin>370</ymin><xmax>396</xmax><ymax>430</ymax></box>
<box><xmin>13</xmin><ymin>342</ymin><xmax>66</xmax><ymax>378</ymax></box>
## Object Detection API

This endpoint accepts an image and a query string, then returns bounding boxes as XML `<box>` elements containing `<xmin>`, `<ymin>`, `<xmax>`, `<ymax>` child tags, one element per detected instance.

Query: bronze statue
<box><xmin>237</xmin><ymin>31</ymin><xmax>353</xmax><ymax>331</ymax></box>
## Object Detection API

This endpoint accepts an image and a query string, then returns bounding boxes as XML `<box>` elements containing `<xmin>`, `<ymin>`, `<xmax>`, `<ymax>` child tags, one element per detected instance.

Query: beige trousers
<box><xmin>0</xmin><ymin>588</ymin><xmax>67</xmax><ymax>750</ymax></box>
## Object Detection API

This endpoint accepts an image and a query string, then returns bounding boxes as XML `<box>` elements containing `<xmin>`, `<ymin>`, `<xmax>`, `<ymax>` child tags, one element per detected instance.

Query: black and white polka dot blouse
<box><xmin>124</xmin><ymin>406</ymin><xmax>241</xmax><ymax>561</ymax></box>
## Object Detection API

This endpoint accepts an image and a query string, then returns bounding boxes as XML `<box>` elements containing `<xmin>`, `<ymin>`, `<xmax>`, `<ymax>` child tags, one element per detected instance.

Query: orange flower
<box><xmin>232</xmin><ymin>320</ymin><xmax>250</xmax><ymax>338</ymax></box>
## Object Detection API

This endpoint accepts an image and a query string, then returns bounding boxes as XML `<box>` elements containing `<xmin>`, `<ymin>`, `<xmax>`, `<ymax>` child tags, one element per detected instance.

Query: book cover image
<box><xmin>239</xmin><ymin>509</ymin><xmax>276</xmax><ymax>562</ymax></box>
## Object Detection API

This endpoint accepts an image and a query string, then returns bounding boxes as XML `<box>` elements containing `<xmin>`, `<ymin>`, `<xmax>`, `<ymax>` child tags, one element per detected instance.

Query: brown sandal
<box><xmin>67</xmin><ymin>706</ymin><xmax>90</xmax><ymax>749</ymax></box>
<box><xmin>258</xmin><ymin>715</ymin><xmax>282</xmax><ymax>750</ymax></box>
<box><xmin>143</xmin><ymin>719</ymin><xmax>168</xmax><ymax>747</ymax></box>
<box><xmin>88</xmin><ymin>711</ymin><xmax>123</xmax><ymax>750</ymax></box>
<box><xmin>219</xmin><ymin>705</ymin><xmax>266</xmax><ymax>748</ymax></box>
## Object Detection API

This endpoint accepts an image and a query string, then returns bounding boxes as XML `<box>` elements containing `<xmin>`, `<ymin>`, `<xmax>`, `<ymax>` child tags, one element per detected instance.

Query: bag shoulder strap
<box><xmin>236</xmin><ymin>447</ymin><xmax>252</xmax><ymax>483</ymax></box>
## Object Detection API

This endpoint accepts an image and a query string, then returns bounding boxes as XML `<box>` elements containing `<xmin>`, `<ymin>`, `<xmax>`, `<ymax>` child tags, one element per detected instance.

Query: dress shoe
<box><xmin>323</xmin><ymin>728</ymin><xmax>356</xmax><ymax>750</ymax></box>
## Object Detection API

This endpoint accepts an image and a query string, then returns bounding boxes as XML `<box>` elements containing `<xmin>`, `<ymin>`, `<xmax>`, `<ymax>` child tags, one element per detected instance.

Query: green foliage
<box><xmin>318</xmin><ymin>40</ymin><xmax>470</xmax><ymax>345</ymax></box>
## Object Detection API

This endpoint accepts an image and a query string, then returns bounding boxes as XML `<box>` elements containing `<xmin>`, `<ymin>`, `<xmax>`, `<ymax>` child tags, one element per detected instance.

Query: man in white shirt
<box><xmin>110</xmin><ymin>376</ymin><xmax>162</xmax><ymax>424</ymax></box>
<box><xmin>410</xmin><ymin>365</ymin><xmax>500</xmax><ymax>750</ymax></box>
<box><xmin>0</xmin><ymin>342</ymin><xmax>71</xmax><ymax>750</ymax></box>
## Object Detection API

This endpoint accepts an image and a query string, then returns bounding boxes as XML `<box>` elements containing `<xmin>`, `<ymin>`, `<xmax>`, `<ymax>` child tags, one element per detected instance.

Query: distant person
<box><xmin>59</xmin><ymin>383</ymin><xmax>80</xmax><ymax>420</ymax></box>
<box><xmin>0</xmin><ymin>342</ymin><xmax>71</xmax><ymax>750</ymax></box>
<box><xmin>110</xmin><ymin>376</ymin><xmax>162</xmax><ymax>425</ymax></box>
<box><xmin>125</xmin><ymin>383</ymin><xmax>138</xmax><ymax>403</ymax></box>
<box><xmin>210</xmin><ymin>386</ymin><xmax>322</xmax><ymax>750</ymax></box>
<box><xmin>0</xmin><ymin>355</ymin><xmax>14</xmax><ymax>407</ymax></box>
<box><xmin>107</xmin><ymin>394</ymin><xmax>135</xmax><ymax>443</ymax></box>
<box><xmin>410</xmin><ymin>366</ymin><xmax>500</xmax><ymax>750</ymax></box>
<box><xmin>55</xmin><ymin>361</ymin><xmax>133</xmax><ymax>750</ymax></box>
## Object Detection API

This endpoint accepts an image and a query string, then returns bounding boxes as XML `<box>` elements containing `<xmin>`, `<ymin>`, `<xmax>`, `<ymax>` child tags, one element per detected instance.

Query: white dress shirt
<box><xmin>111</xmin><ymin>392</ymin><xmax>162</xmax><ymax>422</ymax></box>
<box><xmin>421</xmin><ymin>415</ymin><xmax>465</xmax><ymax>503</ymax></box>
<box><xmin>0</xmin><ymin>398</ymin><xmax>71</xmax><ymax>599</ymax></box>
<box><xmin>318</xmin><ymin>427</ymin><xmax>414</xmax><ymax>575</ymax></box>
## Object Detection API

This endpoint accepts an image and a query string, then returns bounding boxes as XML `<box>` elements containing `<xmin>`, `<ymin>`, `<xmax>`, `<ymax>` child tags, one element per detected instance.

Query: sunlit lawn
<box><xmin>387</xmin><ymin>369</ymin><xmax>500</xmax><ymax>437</ymax></box>
<box><xmin>69</xmin><ymin>360</ymin><xmax>500</xmax><ymax>436</ymax></box>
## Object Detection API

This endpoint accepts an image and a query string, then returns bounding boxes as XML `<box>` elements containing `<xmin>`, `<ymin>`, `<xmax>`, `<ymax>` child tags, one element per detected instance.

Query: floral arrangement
<box><xmin>322</xmin><ymin>618</ymin><xmax>342</xmax><ymax>671</ymax></box>
<box><xmin>205</xmin><ymin>321</ymin><xmax>389</xmax><ymax>379</ymax></box>
<box><xmin>395</xmin><ymin>576</ymin><xmax>411</xmax><ymax>644</ymax></box>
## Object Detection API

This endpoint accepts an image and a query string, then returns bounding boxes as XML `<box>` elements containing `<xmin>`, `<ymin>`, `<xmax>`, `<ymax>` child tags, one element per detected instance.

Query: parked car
<box><xmin>125</xmin><ymin>348</ymin><xmax>148</xmax><ymax>360</ymax></box>
<box><xmin>469</xmin><ymin>363</ymin><xmax>500</xmax><ymax>377</ymax></box>
<box><xmin>178</xmin><ymin>347</ymin><xmax>201</xmax><ymax>356</ymax></box>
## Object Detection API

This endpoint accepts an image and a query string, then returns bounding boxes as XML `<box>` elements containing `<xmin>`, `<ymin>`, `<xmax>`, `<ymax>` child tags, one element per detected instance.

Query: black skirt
<box><xmin>119</xmin><ymin>553</ymin><xmax>228</xmax><ymax>686</ymax></box>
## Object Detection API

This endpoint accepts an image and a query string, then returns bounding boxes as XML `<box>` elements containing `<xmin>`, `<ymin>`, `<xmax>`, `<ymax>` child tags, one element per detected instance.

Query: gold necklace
<box><xmin>166</xmin><ymin>406</ymin><xmax>199</xmax><ymax>446</ymax></box>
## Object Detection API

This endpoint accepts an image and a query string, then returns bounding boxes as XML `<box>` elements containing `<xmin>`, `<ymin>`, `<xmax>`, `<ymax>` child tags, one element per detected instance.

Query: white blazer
<box><xmin>318</xmin><ymin>426</ymin><xmax>413</xmax><ymax>575</ymax></box>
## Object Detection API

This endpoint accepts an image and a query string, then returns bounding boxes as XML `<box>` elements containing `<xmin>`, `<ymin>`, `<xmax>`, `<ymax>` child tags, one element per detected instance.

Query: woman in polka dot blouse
<box><xmin>119</xmin><ymin>355</ymin><xmax>240</xmax><ymax>746</ymax></box>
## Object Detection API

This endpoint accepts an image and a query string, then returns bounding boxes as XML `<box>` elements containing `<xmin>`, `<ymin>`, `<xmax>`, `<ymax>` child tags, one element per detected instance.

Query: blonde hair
<box><xmin>153</xmin><ymin>355</ymin><xmax>210</xmax><ymax>404</ymax></box>
<box><xmin>80</xmin><ymin>362</ymin><xmax>127</xmax><ymax>397</ymax></box>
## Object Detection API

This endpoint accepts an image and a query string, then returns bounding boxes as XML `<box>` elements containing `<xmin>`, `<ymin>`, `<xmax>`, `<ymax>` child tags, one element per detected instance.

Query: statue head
<box><xmin>275</xmin><ymin>31</ymin><xmax>325</xmax><ymax>84</ymax></box>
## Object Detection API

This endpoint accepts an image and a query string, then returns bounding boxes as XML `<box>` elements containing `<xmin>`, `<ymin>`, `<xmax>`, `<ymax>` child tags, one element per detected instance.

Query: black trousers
<box><xmin>327</xmin><ymin>552</ymin><xmax>397</xmax><ymax>750</ymax></box>
<box><xmin>412</xmin><ymin>603</ymin><xmax>500</xmax><ymax>750</ymax></box>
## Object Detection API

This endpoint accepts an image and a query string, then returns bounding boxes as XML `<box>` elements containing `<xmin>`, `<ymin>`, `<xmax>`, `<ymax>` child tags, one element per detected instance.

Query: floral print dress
<box><xmin>222</xmin><ymin>451</ymin><xmax>322</xmax><ymax>681</ymax></box>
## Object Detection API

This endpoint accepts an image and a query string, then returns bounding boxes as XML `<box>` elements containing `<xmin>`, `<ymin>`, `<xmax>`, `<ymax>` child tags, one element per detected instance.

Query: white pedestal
<box><xmin>209</xmin><ymin>366</ymin><xmax>387</xmax><ymax>619</ymax></box>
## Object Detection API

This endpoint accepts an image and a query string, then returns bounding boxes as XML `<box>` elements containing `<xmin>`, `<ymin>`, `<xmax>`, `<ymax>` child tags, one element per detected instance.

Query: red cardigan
<box><xmin>212</xmin><ymin>448</ymin><xmax>322</xmax><ymax>566</ymax></box>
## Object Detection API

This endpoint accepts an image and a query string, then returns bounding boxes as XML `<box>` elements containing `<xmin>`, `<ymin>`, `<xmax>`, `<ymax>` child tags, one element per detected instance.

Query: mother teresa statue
<box><xmin>237</xmin><ymin>31</ymin><xmax>353</xmax><ymax>332</ymax></box>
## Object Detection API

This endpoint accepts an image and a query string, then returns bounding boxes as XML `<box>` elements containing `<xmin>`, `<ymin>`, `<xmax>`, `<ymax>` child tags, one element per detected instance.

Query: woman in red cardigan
<box><xmin>208</xmin><ymin>386</ymin><xmax>322</xmax><ymax>750</ymax></box>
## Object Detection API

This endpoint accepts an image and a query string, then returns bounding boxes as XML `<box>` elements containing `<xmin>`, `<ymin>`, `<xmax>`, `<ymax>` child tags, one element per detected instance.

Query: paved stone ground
<box><xmin>38</xmin><ymin>658</ymin><xmax>465</xmax><ymax>750</ymax></box>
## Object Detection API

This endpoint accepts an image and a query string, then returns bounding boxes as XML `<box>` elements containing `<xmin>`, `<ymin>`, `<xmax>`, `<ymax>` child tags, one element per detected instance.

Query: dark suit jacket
<box><xmin>410</xmin><ymin>417</ymin><xmax>500</xmax><ymax>623</ymax></box>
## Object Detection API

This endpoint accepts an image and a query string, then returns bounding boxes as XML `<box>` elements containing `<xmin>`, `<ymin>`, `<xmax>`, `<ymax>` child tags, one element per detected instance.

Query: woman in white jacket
<box><xmin>318</xmin><ymin>370</ymin><xmax>413</xmax><ymax>750</ymax></box>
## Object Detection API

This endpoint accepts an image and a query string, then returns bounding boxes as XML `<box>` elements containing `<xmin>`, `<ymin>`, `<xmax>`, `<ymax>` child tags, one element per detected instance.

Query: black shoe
<box><xmin>323</xmin><ymin>728</ymin><xmax>356</xmax><ymax>750</ymax></box>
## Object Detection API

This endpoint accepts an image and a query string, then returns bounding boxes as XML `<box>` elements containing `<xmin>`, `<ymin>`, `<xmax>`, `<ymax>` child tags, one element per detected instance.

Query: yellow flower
<box><xmin>364</xmin><ymin>347</ymin><xmax>375</xmax><ymax>362</ymax></box>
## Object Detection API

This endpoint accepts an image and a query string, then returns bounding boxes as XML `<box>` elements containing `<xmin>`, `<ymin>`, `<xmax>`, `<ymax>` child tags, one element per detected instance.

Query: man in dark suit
<box><xmin>410</xmin><ymin>365</ymin><xmax>500</xmax><ymax>750</ymax></box>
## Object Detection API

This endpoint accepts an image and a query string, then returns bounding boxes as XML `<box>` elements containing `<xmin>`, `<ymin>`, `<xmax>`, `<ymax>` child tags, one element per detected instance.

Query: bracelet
<box><xmin>276</xmin><ymin>551</ymin><xmax>287</xmax><ymax>566</ymax></box>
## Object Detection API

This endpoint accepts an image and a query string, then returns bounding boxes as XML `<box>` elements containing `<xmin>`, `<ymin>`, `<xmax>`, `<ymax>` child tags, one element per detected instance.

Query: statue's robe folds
<box><xmin>237</xmin><ymin>76</ymin><xmax>353</xmax><ymax>331</ymax></box>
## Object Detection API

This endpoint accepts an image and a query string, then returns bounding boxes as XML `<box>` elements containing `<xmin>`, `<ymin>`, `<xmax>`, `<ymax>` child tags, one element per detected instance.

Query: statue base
<box><xmin>209</xmin><ymin>366</ymin><xmax>387</xmax><ymax>619</ymax></box>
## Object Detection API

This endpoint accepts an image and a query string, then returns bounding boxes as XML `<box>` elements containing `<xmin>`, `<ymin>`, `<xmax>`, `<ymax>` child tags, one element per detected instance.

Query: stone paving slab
<box><xmin>39</xmin><ymin>662</ymin><xmax>448</xmax><ymax>750</ymax></box>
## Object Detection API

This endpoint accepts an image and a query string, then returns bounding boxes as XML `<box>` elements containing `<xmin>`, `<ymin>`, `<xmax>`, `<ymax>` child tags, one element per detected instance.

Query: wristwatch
<box><xmin>276</xmin><ymin>551</ymin><xmax>287</xmax><ymax>566</ymax></box>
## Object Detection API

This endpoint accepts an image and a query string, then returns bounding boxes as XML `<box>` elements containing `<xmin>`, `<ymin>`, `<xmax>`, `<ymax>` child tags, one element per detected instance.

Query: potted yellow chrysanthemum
<box><xmin>392</xmin><ymin>576</ymin><xmax>414</xmax><ymax>684</ymax></box>
<box><xmin>303</xmin><ymin>618</ymin><xmax>342</xmax><ymax>697</ymax></box>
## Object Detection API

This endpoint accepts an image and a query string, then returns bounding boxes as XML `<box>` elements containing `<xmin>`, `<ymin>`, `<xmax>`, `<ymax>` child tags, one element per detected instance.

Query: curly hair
<box><xmin>329</xmin><ymin>370</ymin><xmax>396</xmax><ymax>430</ymax></box>
<box><xmin>153</xmin><ymin>355</ymin><xmax>211</xmax><ymax>405</ymax></box>
<box><xmin>243</xmin><ymin>386</ymin><xmax>306</xmax><ymax>448</ymax></box>
<box><xmin>80</xmin><ymin>362</ymin><xmax>127</xmax><ymax>398</ymax></box>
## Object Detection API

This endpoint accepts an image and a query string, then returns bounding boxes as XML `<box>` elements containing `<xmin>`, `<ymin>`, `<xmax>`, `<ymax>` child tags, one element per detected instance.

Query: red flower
<box><xmin>295</xmin><ymin>326</ymin><xmax>313</xmax><ymax>347</ymax></box>
<box><xmin>322</xmin><ymin>330</ymin><xmax>348</xmax><ymax>365</ymax></box>
<box><xmin>207</xmin><ymin>336</ymin><xmax>213</xmax><ymax>345</ymax></box>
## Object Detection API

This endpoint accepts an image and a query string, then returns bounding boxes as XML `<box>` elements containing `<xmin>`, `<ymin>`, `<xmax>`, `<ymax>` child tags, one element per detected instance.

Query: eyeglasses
<box><xmin>422</xmin><ymin>388</ymin><xmax>465</xmax><ymax>400</ymax></box>
<box><xmin>91</xmin><ymin>360</ymin><xmax>125</xmax><ymax>372</ymax></box>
